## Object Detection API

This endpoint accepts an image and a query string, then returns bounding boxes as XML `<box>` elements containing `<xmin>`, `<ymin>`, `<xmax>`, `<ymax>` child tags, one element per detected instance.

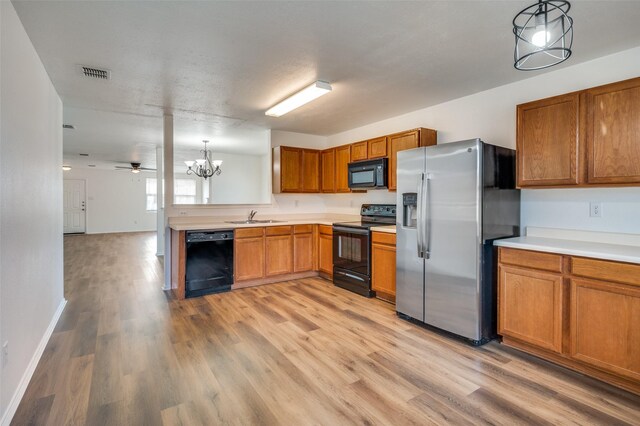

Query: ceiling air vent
<box><xmin>80</xmin><ymin>66</ymin><xmax>110</xmax><ymax>80</ymax></box>
<box><xmin>62</xmin><ymin>124</ymin><xmax>75</xmax><ymax>129</ymax></box>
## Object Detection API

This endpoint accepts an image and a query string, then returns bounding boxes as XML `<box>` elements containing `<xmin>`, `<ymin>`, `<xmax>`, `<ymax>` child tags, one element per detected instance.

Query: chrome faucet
<box><xmin>248</xmin><ymin>210</ymin><xmax>257</xmax><ymax>221</ymax></box>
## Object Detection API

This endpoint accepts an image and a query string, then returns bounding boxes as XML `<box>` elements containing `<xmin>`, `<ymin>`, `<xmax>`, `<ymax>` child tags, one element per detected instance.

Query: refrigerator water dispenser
<box><xmin>402</xmin><ymin>193</ymin><xmax>417</xmax><ymax>228</ymax></box>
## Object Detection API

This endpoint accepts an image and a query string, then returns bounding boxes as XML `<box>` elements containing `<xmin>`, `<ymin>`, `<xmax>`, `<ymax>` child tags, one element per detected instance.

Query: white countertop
<box><xmin>169</xmin><ymin>214</ymin><xmax>359</xmax><ymax>231</ymax></box>
<box><xmin>371</xmin><ymin>225</ymin><xmax>396</xmax><ymax>234</ymax></box>
<box><xmin>495</xmin><ymin>236</ymin><xmax>640</xmax><ymax>265</ymax></box>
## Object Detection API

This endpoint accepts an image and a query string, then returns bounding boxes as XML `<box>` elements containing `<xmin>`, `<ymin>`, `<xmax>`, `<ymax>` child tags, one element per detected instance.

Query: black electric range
<box><xmin>332</xmin><ymin>204</ymin><xmax>396</xmax><ymax>297</ymax></box>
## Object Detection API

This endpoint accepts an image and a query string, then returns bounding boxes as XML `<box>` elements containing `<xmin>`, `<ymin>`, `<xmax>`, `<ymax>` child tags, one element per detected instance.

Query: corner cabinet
<box><xmin>272</xmin><ymin>146</ymin><xmax>320</xmax><ymax>193</ymax></box>
<box><xmin>516</xmin><ymin>76</ymin><xmax>640</xmax><ymax>188</ymax></box>
<box><xmin>498</xmin><ymin>247</ymin><xmax>640</xmax><ymax>395</ymax></box>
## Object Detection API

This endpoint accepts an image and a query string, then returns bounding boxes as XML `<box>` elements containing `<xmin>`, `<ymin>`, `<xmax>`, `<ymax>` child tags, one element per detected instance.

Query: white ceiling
<box><xmin>12</xmin><ymin>0</ymin><xmax>640</xmax><ymax>169</ymax></box>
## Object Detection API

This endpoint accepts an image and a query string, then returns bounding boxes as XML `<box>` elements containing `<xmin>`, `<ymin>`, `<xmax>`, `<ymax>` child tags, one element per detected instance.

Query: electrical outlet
<box><xmin>2</xmin><ymin>341</ymin><xmax>8</xmax><ymax>368</ymax></box>
<box><xmin>590</xmin><ymin>202</ymin><xmax>602</xmax><ymax>218</ymax></box>
<box><xmin>179</xmin><ymin>211</ymin><xmax>188</xmax><ymax>216</ymax></box>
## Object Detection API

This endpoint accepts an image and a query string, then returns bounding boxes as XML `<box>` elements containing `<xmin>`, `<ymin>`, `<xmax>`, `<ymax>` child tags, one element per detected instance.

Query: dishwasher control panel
<box><xmin>186</xmin><ymin>230</ymin><xmax>234</xmax><ymax>243</ymax></box>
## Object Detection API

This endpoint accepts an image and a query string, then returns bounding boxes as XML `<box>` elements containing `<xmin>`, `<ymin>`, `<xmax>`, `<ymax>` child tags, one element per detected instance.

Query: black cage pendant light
<box><xmin>513</xmin><ymin>0</ymin><xmax>573</xmax><ymax>71</ymax></box>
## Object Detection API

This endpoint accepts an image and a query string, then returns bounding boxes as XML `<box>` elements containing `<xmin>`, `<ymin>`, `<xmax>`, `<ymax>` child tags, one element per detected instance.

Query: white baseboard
<box><xmin>0</xmin><ymin>298</ymin><xmax>67</xmax><ymax>426</ymax></box>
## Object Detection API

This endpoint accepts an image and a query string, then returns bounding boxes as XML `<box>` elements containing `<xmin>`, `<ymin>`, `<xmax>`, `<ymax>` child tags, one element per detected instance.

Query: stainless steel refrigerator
<box><xmin>396</xmin><ymin>139</ymin><xmax>520</xmax><ymax>345</ymax></box>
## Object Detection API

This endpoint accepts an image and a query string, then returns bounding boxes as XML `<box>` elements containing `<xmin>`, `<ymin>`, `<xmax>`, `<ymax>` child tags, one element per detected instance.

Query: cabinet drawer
<box><xmin>294</xmin><ymin>224</ymin><xmax>313</xmax><ymax>234</ymax></box>
<box><xmin>265</xmin><ymin>226</ymin><xmax>293</xmax><ymax>236</ymax></box>
<box><xmin>571</xmin><ymin>257</ymin><xmax>640</xmax><ymax>287</ymax></box>
<box><xmin>318</xmin><ymin>225</ymin><xmax>333</xmax><ymax>235</ymax></box>
<box><xmin>235</xmin><ymin>227</ymin><xmax>264</xmax><ymax>238</ymax></box>
<box><xmin>372</xmin><ymin>232</ymin><xmax>396</xmax><ymax>245</ymax></box>
<box><xmin>499</xmin><ymin>248</ymin><xmax>563</xmax><ymax>273</ymax></box>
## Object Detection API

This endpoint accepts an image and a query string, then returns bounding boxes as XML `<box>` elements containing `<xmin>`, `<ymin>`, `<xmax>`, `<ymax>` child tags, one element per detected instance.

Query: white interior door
<box><xmin>63</xmin><ymin>179</ymin><xmax>86</xmax><ymax>234</ymax></box>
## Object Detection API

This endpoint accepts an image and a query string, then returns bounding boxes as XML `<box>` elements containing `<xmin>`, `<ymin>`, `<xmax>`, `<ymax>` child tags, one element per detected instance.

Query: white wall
<box><xmin>271</xmin><ymin>130</ymin><xmax>327</xmax><ymax>150</ymax></box>
<box><xmin>174</xmin><ymin>152</ymin><xmax>270</xmax><ymax>205</ymax></box>
<box><xmin>325</xmin><ymin>46</ymin><xmax>640</xmax><ymax>231</ymax></box>
<box><xmin>1</xmin><ymin>2</ymin><xmax>65</xmax><ymax>423</ymax></box>
<box><xmin>64</xmin><ymin>168</ymin><xmax>157</xmax><ymax>234</ymax></box>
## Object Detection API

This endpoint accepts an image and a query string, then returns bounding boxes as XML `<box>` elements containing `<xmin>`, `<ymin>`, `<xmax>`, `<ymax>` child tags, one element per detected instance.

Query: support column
<box><xmin>163</xmin><ymin>114</ymin><xmax>174</xmax><ymax>291</ymax></box>
<box><xmin>155</xmin><ymin>146</ymin><xmax>164</xmax><ymax>256</ymax></box>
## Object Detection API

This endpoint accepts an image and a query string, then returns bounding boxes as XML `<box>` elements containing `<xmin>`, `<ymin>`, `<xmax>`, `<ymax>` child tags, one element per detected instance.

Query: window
<box><xmin>146</xmin><ymin>178</ymin><xmax>159</xmax><ymax>211</ymax></box>
<box><xmin>174</xmin><ymin>178</ymin><xmax>197</xmax><ymax>204</ymax></box>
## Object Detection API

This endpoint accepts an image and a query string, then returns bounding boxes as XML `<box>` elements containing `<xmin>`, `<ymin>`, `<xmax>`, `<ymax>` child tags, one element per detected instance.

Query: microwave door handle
<box><xmin>416</xmin><ymin>173</ymin><xmax>425</xmax><ymax>258</ymax></box>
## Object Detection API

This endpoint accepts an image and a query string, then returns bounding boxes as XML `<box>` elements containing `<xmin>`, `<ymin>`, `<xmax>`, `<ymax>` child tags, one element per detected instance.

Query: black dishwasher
<box><xmin>185</xmin><ymin>230</ymin><xmax>234</xmax><ymax>298</ymax></box>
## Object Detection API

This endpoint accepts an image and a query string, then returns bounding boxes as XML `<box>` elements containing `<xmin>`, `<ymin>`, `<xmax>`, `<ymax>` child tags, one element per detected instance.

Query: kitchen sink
<box><xmin>225</xmin><ymin>219</ymin><xmax>284</xmax><ymax>224</ymax></box>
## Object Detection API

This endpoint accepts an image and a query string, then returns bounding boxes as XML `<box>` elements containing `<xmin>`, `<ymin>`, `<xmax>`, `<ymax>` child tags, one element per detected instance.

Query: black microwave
<box><xmin>348</xmin><ymin>158</ymin><xmax>388</xmax><ymax>189</ymax></box>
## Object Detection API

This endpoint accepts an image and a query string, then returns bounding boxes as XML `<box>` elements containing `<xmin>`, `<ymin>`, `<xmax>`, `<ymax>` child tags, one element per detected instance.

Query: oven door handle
<box><xmin>332</xmin><ymin>226</ymin><xmax>370</xmax><ymax>236</ymax></box>
<box><xmin>335</xmin><ymin>270</ymin><xmax>366</xmax><ymax>282</ymax></box>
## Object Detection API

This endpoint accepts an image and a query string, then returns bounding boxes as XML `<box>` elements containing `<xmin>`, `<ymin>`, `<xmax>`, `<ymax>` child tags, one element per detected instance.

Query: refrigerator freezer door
<box><xmin>424</xmin><ymin>140</ymin><xmax>482</xmax><ymax>341</ymax></box>
<box><xmin>396</xmin><ymin>148</ymin><xmax>426</xmax><ymax>321</ymax></box>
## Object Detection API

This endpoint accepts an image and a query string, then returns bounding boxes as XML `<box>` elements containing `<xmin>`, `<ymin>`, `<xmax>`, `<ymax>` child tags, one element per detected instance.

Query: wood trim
<box><xmin>235</xmin><ymin>227</ymin><xmax>265</xmax><ymax>238</ymax></box>
<box><xmin>501</xmin><ymin>337</ymin><xmax>640</xmax><ymax>396</ymax></box>
<box><xmin>374</xmin><ymin>290</ymin><xmax>396</xmax><ymax>304</ymax></box>
<box><xmin>170</xmin><ymin>229</ymin><xmax>186</xmax><ymax>300</ymax></box>
<box><xmin>265</xmin><ymin>225</ymin><xmax>293</xmax><ymax>236</ymax></box>
<box><xmin>498</xmin><ymin>247</ymin><xmax>563</xmax><ymax>273</ymax></box>
<box><xmin>232</xmin><ymin>271</ymin><xmax>319</xmax><ymax>289</ymax></box>
<box><xmin>571</xmin><ymin>256</ymin><xmax>640</xmax><ymax>287</ymax></box>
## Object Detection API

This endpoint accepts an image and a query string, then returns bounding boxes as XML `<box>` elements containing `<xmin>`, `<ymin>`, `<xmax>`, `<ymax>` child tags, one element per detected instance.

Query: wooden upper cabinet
<box><xmin>388</xmin><ymin>129</ymin><xmax>438</xmax><ymax>191</ymax></box>
<box><xmin>273</xmin><ymin>146</ymin><xmax>320</xmax><ymax>193</ymax></box>
<box><xmin>368</xmin><ymin>136</ymin><xmax>388</xmax><ymax>159</ymax></box>
<box><xmin>351</xmin><ymin>141</ymin><xmax>368</xmax><ymax>162</ymax></box>
<box><xmin>516</xmin><ymin>93</ymin><xmax>581</xmax><ymax>188</ymax></box>
<box><xmin>335</xmin><ymin>145</ymin><xmax>351</xmax><ymax>193</ymax></box>
<box><xmin>320</xmin><ymin>149</ymin><xmax>336</xmax><ymax>193</ymax></box>
<box><xmin>301</xmin><ymin>149</ymin><xmax>320</xmax><ymax>192</ymax></box>
<box><xmin>585</xmin><ymin>77</ymin><xmax>640</xmax><ymax>185</ymax></box>
<box><xmin>277</xmin><ymin>147</ymin><xmax>302</xmax><ymax>192</ymax></box>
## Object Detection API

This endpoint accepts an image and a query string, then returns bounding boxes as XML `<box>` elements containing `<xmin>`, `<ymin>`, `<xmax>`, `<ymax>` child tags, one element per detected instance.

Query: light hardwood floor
<box><xmin>12</xmin><ymin>232</ymin><xmax>640</xmax><ymax>425</ymax></box>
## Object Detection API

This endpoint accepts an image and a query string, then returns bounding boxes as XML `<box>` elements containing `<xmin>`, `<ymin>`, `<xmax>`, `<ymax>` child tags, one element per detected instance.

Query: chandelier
<box><xmin>513</xmin><ymin>0</ymin><xmax>573</xmax><ymax>71</ymax></box>
<box><xmin>184</xmin><ymin>140</ymin><xmax>222</xmax><ymax>179</ymax></box>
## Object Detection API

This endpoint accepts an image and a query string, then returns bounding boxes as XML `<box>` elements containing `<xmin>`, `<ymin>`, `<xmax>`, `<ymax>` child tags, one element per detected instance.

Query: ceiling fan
<box><xmin>115</xmin><ymin>162</ymin><xmax>156</xmax><ymax>174</ymax></box>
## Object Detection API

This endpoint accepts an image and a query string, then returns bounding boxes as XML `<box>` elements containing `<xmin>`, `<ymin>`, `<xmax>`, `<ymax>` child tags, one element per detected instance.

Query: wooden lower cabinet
<box><xmin>318</xmin><ymin>225</ymin><xmax>333</xmax><ymax>277</ymax></box>
<box><xmin>293</xmin><ymin>228</ymin><xmax>314</xmax><ymax>273</ymax></box>
<box><xmin>235</xmin><ymin>236</ymin><xmax>265</xmax><ymax>281</ymax></box>
<box><xmin>371</xmin><ymin>232</ymin><xmax>396</xmax><ymax>303</ymax></box>
<box><xmin>570</xmin><ymin>278</ymin><xmax>640</xmax><ymax>382</ymax></box>
<box><xmin>498</xmin><ymin>247</ymin><xmax>640</xmax><ymax>395</ymax></box>
<box><xmin>498</xmin><ymin>264</ymin><xmax>563</xmax><ymax>353</ymax></box>
<box><xmin>265</xmin><ymin>235</ymin><xmax>293</xmax><ymax>276</ymax></box>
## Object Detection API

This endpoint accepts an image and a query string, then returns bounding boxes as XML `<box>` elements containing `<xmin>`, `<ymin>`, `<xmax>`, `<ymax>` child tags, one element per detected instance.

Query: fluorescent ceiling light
<box><xmin>265</xmin><ymin>81</ymin><xmax>332</xmax><ymax>117</ymax></box>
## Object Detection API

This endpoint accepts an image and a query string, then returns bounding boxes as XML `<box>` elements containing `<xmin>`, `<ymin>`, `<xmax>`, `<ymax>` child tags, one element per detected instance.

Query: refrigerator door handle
<box><xmin>424</xmin><ymin>174</ymin><xmax>431</xmax><ymax>259</ymax></box>
<box><xmin>416</xmin><ymin>173</ymin><xmax>425</xmax><ymax>258</ymax></box>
